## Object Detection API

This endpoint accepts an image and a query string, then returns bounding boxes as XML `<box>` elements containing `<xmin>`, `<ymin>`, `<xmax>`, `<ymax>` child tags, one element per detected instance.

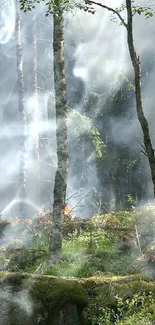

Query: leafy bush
<box><xmin>84</xmin><ymin>291</ymin><xmax>155</xmax><ymax>325</ymax></box>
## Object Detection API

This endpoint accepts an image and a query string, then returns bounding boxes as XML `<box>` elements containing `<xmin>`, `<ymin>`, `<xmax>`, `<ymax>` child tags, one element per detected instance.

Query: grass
<box><xmin>45</xmin><ymin>229</ymin><xmax>139</xmax><ymax>278</ymax></box>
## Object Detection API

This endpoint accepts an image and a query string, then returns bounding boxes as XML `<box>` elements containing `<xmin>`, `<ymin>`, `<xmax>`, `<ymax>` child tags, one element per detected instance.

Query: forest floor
<box><xmin>1</xmin><ymin>207</ymin><xmax>155</xmax><ymax>324</ymax></box>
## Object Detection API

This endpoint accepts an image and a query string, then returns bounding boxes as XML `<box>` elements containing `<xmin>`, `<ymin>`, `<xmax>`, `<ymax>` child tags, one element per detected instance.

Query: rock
<box><xmin>0</xmin><ymin>272</ymin><xmax>154</xmax><ymax>325</ymax></box>
<box><xmin>0</xmin><ymin>272</ymin><xmax>88</xmax><ymax>325</ymax></box>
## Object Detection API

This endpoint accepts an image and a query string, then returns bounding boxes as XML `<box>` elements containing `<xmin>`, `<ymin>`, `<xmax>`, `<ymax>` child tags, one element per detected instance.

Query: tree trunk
<box><xmin>33</xmin><ymin>15</ymin><xmax>40</xmax><ymax>168</ymax></box>
<box><xmin>16</xmin><ymin>1</ymin><xmax>27</xmax><ymax>218</ymax></box>
<box><xmin>126</xmin><ymin>0</ymin><xmax>155</xmax><ymax>198</ymax></box>
<box><xmin>48</xmin><ymin>6</ymin><xmax>69</xmax><ymax>265</ymax></box>
<box><xmin>32</xmin><ymin>14</ymin><xmax>41</xmax><ymax>204</ymax></box>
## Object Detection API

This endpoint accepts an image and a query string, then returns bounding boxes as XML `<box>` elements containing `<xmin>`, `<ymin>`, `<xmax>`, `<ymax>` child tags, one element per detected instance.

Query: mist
<box><xmin>0</xmin><ymin>0</ymin><xmax>154</xmax><ymax>225</ymax></box>
<box><xmin>0</xmin><ymin>286</ymin><xmax>33</xmax><ymax>325</ymax></box>
<box><xmin>1</xmin><ymin>5</ymin><xmax>155</xmax><ymax>323</ymax></box>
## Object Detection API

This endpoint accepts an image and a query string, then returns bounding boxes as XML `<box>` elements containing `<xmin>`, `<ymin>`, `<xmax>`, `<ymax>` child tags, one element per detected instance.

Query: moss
<box><xmin>0</xmin><ymin>272</ymin><xmax>88</xmax><ymax>324</ymax></box>
<box><xmin>30</xmin><ymin>277</ymin><xmax>88</xmax><ymax>313</ymax></box>
<box><xmin>0</xmin><ymin>271</ymin><xmax>30</xmax><ymax>286</ymax></box>
<box><xmin>0</xmin><ymin>271</ymin><xmax>154</xmax><ymax>324</ymax></box>
<box><xmin>0</xmin><ymin>271</ymin><xmax>152</xmax><ymax>287</ymax></box>
<box><xmin>77</xmin><ymin>273</ymin><xmax>153</xmax><ymax>288</ymax></box>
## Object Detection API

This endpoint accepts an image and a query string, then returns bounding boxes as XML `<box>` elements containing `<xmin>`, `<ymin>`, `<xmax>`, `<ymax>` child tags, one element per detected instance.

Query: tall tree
<box><xmin>33</xmin><ymin>15</ymin><xmax>39</xmax><ymax>171</ymax></box>
<box><xmin>20</xmin><ymin>0</ymin><xmax>69</xmax><ymax>264</ymax></box>
<box><xmin>48</xmin><ymin>4</ymin><xmax>69</xmax><ymax>264</ymax></box>
<box><xmin>32</xmin><ymin>14</ymin><xmax>41</xmax><ymax>204</ymax></box>
<box><xmin>16</xmin><ymin>0</ymin><xmax>27</xmax><ymax>217</ymax></box>
<box><xmin>84</xmin><ymin>0</ymin><xmax>155</xmax><ymax>198</ymax></box>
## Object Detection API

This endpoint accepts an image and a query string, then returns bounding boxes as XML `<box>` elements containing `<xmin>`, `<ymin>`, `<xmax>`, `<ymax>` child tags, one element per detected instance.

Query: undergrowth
<box><xmin>2</xmin><ymin>207</ymin><xmax>155</xmax><ymax>324</ymax></box>
<box><xmin>84</xmin><ymin>291</ymin><xmax>155</xmax><ymax>325</ymax></box>
<box><xmin>45</xmin><ymin>229</ymin><xmax>138</xmax><ymax>278</ymax></box>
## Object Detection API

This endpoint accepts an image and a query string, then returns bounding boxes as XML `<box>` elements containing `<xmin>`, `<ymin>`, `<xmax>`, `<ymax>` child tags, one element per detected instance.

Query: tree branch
<box><xmin>84</xmin><ymin>0</ymin><xmax>127</xmax><ymax>28</ymax></box>
<box><xmin>137</xmin><ymin>140</ymin><xmax>148</xmax><ymax>157</ymax></box>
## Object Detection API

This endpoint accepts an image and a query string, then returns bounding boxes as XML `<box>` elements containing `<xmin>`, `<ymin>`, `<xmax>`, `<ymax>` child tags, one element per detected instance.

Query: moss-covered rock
<box><xmin>0</xmin><ymin>272</ymin><xmax>88</xmax><ymax>325</ymax></box>
<box><xmin>30</xmin><ymin>276</ymin><xmax>88</xmax><ymax>310</ymax></box>
<box><xmin>0</xmin><ymin>272</ymin><xmax>155</xmax><ymax>325</ymax></box>
<box><xmin>30</xmin><ymin>277</ymin><xmax>88</xmax><ymax>325</ymax></box>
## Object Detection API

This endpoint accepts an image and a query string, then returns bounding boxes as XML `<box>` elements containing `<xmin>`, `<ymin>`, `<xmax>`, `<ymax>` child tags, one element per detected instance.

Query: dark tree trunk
<box><xmin>48</xmin><ymin>6</ymin><xmax>69</xmax><ymax>265</ymax></box>
<box><xmin>126</xmin><ymin>0</ymin><xmax>155</xmax><ymax>198</ymax></box>
<box><xmin>16</xmin><ymin>1</ymin><xmax>27</xmax><ymax>217</ymax></box>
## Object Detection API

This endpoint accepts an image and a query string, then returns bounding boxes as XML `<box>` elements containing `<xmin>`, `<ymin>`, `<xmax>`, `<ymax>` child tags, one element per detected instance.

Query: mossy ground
<box><xmin>0</xmin><ymin>271</ymin><xmax>88</xmax><ymax>324</ymax></box>
<box><xmin>0</xmin><ymin>272</ymin><xmax>155</xmax><ymax>324</ymax></box>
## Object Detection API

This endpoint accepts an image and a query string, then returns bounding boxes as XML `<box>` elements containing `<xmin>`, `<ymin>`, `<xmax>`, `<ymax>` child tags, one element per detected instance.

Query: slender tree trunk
<box><xmin>33</xmin><ymin>15</ymin><xmax>40</xmax><ymax>166</ymax></box>
<box><xmin>126</xmin><ymin>0</ymin><xmax>155</xmax><ymax>198</ymax></box>
<box><xmin>16</xmin><ymin>1</ymin><xmax>27</xmax><ymax>217</ymax></box>
<box><xmin>48</xmin><ymin>6</ymin><xmax>69</xmax><ymax>265</ymax></box>
<box><xmin>32</xmin><ymin>14</ymin><xmax>41</xmax><ymax>203</ymax></box>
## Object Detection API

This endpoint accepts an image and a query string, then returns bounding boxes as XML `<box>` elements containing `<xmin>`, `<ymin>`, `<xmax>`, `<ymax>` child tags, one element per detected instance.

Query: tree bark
<box><xmin>33</xmin><ymin>15</ymin><xmax>40</xmax><ymax>166</ymax></box>
<box><xmin>32</xmin><ymin>14</ymin><xmax>41</xmax><ymax>204</ymax></box>
<box><xmin>48</xmin><ymin>6</ymin><xmax>69</xmax><ymax>265</ymax></box>
<box><xmin>126</xmin><ymin>0</ymin><xmax>155</xmax><ymax>198</ymax></box>
<box><xmin>16</xmin><ymin>1</ymin><xmax>27</xmax><ymax>217</ymax></box>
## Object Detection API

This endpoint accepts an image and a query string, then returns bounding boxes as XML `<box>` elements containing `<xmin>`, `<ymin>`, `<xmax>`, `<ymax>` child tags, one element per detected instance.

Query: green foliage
<box><xmin>19</xmin><ymin>0</ymin><xmax>40</xmax><ymax>12</ymax></box>
<box><xmin>94</xmin><ymin>211</ymin><xmax>136</xmax><ymax>229</ymax></box>
<box><xmin>127</xmin><ymin>194</ymin><xmax>136</xmax><ymax>207</ymax></box>
<box><xmin>75</xmin><ymin>1</ymin><xmax>95</xmax><ymax>14</ymax></box>
<box><xmin>19</xmin><ymin>0</ymin><xmax>73</xmax><ymax>14</ymax></box>
<box><xmin>4</xmin><ymin>205</ymin><xmax>155</xmax><ymax>278</ymax></box>
<box><xmin>45</xmin><ymin>260</ymin><xmax>94</xmax><ymax>277</ymax></box>
<box><xmin>90</xmin><ymin>128</ymin><xmax>104</xmax><ymax>158</ymax></box>
<box><xmin>45</xmin><ymin>0</ymin><xmax>73</xmax><ymax>16</ymax></box>
<box><xmin>132</xmin><ymin>5</ymin><xmax>155</xmax><ymax>18</ymax></box>
<box><xmin>116</xmin><ymin>314</ymin><xmax>153</xmax><ymax>325</ymax></box>
<box><xmin>44</xmin><ymin>222</ymin><xmax>138</xmax><ymax>278</ymax></box>
<box><xmin>3</xmin><ymin>209</ymin><xmax>140</xmax><ymax>275</ymax></box>
<box><xmin>84</xmin><ymin>283</ymin><xmax>155</xmax><ymax>325</ymax></box>
<box><xmin>0</xmin><ymin>248</ymin><xmax>46</xmax><ymax>272</ymax></box>
<box><xmin>68</xmin><ymin>108</ymin><xmax>104</xmax><ymax>158</ymax></box>
<box><xmin>68</xmin><ymin>109</ymin><xmax>93</xmax><ymax>139</ymax></box>
<box><xmin>114</xmin><ymin>1</ymin><xmax>155</xmax><ymax>20</ymax></box>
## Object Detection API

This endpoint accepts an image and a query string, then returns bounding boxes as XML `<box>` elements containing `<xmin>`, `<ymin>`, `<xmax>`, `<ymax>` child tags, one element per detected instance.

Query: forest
<box><xmin>1</xmin><ymin>0</ymin><xmax>155</xmax><ymax>324</ymax></box>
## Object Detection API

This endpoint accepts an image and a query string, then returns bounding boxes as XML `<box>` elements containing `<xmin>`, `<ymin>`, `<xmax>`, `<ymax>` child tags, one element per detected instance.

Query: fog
<box><xmin>0</xmin><ymin>0</ymin><xmax>154</xmax><ymax>222</ymax></box>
